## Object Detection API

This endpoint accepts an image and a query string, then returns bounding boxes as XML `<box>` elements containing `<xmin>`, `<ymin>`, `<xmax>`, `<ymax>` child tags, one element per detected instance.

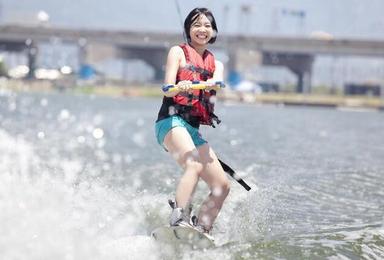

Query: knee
<box><xmin>222</xmin><ymin>180</ymin><xmax>231</xmax><ymax>197</ymax></box>
<box><xmin>212</xmin><ymin>180</ymin><xmax>230</xmax><ymax>198</ymax></box>
<box><xmin>181</xmin><ymin>150</ymin><xmax>204</xmax><ymax>173</ymax></box>
<box><xmin>184</xmin><ymin>159</ymin><xmax>204</xmax><ymax>174</ymax></box>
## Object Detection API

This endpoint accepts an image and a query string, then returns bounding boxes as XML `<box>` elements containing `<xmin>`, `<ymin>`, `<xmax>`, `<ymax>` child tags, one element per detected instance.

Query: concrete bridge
<box><xmin>1</xmin><ymin>24</ymin><xmax>384</xmax><ymax>92</ymax></box>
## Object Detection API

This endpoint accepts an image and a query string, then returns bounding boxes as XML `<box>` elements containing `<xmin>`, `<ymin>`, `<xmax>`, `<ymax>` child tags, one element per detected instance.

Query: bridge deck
<box><xmin>1</xmin><ymin>25</ymin><xmax>384</xmax><ymax>56</ymax></box>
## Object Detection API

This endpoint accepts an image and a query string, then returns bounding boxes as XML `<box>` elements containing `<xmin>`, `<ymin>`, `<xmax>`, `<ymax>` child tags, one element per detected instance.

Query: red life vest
<box><xmin>173</xmin><ymin>44</ymin><xmax>220</xmax><ymax>127</ymax></box>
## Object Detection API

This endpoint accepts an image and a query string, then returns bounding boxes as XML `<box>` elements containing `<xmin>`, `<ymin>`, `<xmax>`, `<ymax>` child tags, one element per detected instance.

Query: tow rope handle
<box><xmin>219</xmin><ymin>159</ymin><xmax>251</xmax><ymax>191</ymax></box>
<box><xmin>162</xmin><ymin>81</ymin><xmax>225</xmax><ymax>93</ymax></box>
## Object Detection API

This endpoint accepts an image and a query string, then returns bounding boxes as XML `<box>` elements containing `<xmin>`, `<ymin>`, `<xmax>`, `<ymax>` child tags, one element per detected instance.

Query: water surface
<box><xmin>0</xmin><ymin>91</ymin><xmax>383</xmax><ymax>259</ymax></box>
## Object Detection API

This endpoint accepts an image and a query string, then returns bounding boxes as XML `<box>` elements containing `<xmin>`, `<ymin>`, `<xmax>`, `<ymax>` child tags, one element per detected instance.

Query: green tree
<box><xmin>0</xmin><ymin>60</ymin><xmax>7</xmax><ymax>77</ymax></box>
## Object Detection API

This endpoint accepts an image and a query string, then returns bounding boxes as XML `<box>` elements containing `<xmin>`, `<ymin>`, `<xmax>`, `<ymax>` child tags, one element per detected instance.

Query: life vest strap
<box><xmin>184</xmin><ymin>64</ymin><xmax>213</xmax><ymax>80</ymax></box>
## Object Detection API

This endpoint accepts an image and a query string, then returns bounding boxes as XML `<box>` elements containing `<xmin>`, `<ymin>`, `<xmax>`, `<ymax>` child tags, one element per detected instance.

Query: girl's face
<box><xmin>189</xmin><ymin>14</ymin><xmax>214</xmax><ymax>46</ymax></box>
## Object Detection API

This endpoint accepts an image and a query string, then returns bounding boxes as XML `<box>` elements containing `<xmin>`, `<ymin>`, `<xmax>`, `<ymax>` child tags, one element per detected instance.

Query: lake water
<box><xmin>0</xmin><ymin>90</ymin><xmax>383</xmax><ymax>259</ymax></box>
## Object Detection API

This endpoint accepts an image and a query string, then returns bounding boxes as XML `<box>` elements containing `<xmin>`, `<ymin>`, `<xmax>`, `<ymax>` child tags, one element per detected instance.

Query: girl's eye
<box><xmin>192</xmin><ymin>23</ymin><xmax>211</xmax><ymax>29</ymax></box>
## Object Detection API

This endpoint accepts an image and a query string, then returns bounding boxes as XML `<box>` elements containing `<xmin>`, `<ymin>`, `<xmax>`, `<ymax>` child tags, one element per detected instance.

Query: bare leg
<box><xmin>163</xmin><ymin>127</ymin><xmax>203</xmax><ymax>210</ymax></box>
<box><xmin>196</xmin><ymin>144</ymin><xmax>231</xmax><ymax>231</ymax></box>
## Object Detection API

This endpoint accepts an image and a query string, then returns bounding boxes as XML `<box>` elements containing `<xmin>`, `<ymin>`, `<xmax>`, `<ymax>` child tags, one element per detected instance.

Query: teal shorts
<box><xmin>155</xmin><ymin>115</ymin><xmax>207</xmax><ymax>150</ymax></box>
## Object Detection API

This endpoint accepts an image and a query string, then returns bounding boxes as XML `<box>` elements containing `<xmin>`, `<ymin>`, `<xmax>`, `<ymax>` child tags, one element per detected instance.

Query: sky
<box><xmin>2</xmin><ymin>0</ymin><xmax>384</xmax><ymax>40</ymax></box>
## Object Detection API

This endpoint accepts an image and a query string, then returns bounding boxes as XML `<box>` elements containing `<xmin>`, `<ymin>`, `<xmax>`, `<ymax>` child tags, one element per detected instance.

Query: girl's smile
<box><xmin>189</xmin><ymin>15</ymin><xmax>214</xmax><ymax>46</ymax></box>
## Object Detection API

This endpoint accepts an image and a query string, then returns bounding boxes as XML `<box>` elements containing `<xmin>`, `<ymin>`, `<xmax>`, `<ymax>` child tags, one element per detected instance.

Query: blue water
<box><xmin>0</xmin><ymin>90</ymin><xmax>383</xmax><ymax>259</ymax></box>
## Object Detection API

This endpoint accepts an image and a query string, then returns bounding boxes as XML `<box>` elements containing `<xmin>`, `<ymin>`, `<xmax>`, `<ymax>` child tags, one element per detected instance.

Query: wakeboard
<box><xmin>151</xmin><ymin>225</ymin><xmax>215</xmax><ymax>249</ymax></box>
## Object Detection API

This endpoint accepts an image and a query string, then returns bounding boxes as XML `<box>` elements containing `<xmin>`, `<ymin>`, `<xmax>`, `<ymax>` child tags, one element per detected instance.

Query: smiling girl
<box><xmin>155</xmin><ymin>8</ymin><xmax>230</xmax><ymax>235</ymax></box>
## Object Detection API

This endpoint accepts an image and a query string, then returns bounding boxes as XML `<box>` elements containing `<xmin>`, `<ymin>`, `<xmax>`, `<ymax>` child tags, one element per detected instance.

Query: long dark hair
<box><xmin>183</xmin><ymin>8</ymin><xmax>218</xmax><ymax>44</ymax></box>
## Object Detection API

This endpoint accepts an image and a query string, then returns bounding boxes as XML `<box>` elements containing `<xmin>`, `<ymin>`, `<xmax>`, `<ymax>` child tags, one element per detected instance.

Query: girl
<box><xmin>155</xmin><ymin>7</ymin><xmax>230</xmax><ymax>235</ymax></box>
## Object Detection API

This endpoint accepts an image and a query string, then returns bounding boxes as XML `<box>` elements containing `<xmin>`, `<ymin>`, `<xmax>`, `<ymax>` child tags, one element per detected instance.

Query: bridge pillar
<box><xmin>82</xmin><ymin>42</ymin><xmax>118</xmax><ymax>64</ymax></box>
<box><xmin>118</xmin><ymin>47</ymin><xmax>167</xmax><ymax>82</ymax></box>
<box><xmin>226</xmin><ymin>49</ymin><xmax>263</xmax><ymax>75</ymax></box>
<box><xmin>226</xmin><ymin>49</ymin><xmax>238</xmax><ymax>74</ymax></box>
<box><xmin>294</xmin><ymin>67</ymin><xmax>312</xmax><ymax>94</ymax></box>
<box><xmin>263</xmin><ymin>52</ymin><xmax>314</xmax><ymax>93</ymax></box>
<box><xmin>77</xmin><ymin>39</ymin><xmax>87</xmax><ymax>68</ymax></box>
<box><xmin>26</xmin><ymin>40</ymin><xmax>38</xmax><ymax>80</ymax></box>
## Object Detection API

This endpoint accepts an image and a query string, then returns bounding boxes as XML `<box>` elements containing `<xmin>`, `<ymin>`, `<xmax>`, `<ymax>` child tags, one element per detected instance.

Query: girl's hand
<box><xmin>204</xmin><ymin>80</ymin><xmax>219</xmax><ymax>90</ymax></box>
<box><xmin>177</xmin><ymin>80</ymin><xmax>193</xmax><ymax>92</ymax></box>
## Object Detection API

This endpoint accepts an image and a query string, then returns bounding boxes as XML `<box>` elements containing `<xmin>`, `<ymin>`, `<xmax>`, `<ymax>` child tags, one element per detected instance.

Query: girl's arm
<box><xmin>163</xmin><ymin>46</ymin><xmax>191</xmax><ymax>97</ymax></box>
<box><xmin>211</xmin><ymin>60</ymin><xmax>224</xmax><ymax>82</ymax></box>
<box><xmin>205</xmin><ymin>60</ymin><xmax>224</xmax><ymax>87</ymax></box>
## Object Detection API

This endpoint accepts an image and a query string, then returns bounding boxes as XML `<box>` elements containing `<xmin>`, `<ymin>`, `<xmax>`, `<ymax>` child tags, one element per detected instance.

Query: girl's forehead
<box><xmin>193</xmin><ymin>14</ymin><xmax>211</xmax><ymax>24</ymax></box>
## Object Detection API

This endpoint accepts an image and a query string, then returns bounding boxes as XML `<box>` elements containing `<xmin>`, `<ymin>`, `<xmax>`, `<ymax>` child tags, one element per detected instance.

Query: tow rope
<box><xmin>218</xmin><ymin>159</ymin><xmax>251</xmax><ymax>191</ymax></box>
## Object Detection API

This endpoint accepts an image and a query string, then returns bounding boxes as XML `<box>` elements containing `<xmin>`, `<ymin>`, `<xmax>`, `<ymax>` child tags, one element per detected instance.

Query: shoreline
<box><xmin>1</xmin><ymin>79</ymin><xmax>383</xmax><ymax>111</ymax></box>
<box><xmin>223</xmin><ymin>91</ymin><xmax>384</xmax><ymax>111</ymax></box>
